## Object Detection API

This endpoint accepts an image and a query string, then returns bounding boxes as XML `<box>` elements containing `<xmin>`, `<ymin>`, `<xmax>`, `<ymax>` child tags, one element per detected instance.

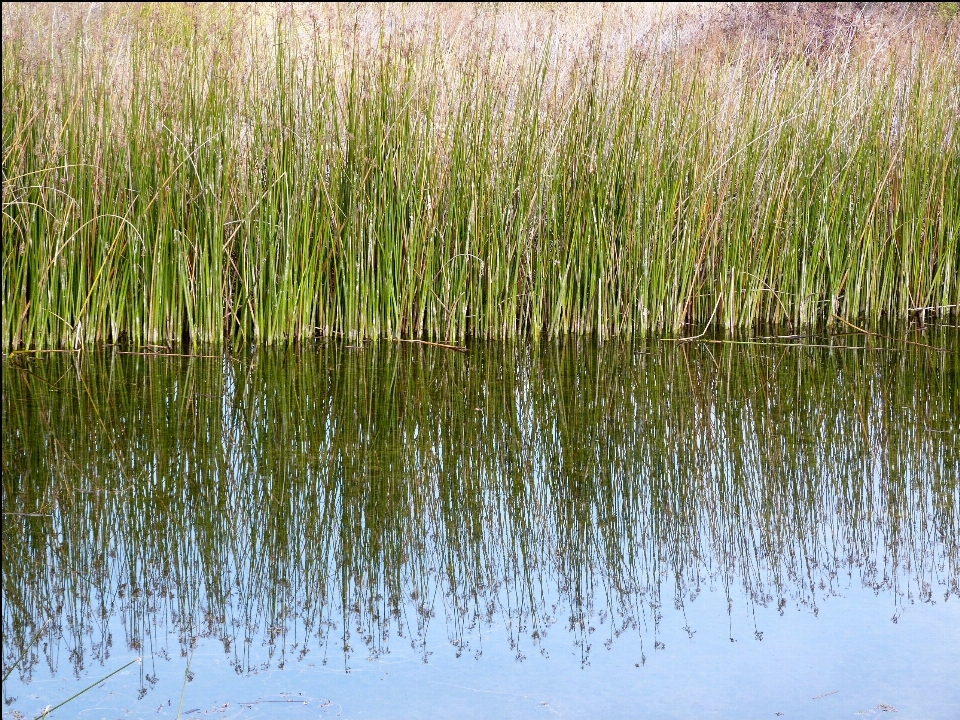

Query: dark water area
<box><xmin>3</xmin><ymin>328</ymin><xmax>959</xmax><ymax>719</ymax></box>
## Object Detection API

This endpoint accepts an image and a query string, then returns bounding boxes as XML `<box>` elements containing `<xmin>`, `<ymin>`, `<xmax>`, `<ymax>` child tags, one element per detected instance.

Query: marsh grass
<box><xmin>2</xmin><ymin>5</ymin><xmax>958</xmax><ymax>349</ymax></box>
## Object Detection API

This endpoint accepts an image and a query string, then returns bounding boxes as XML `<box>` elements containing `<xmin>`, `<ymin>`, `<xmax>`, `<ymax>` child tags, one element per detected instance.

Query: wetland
<box><xmin>2</xmin><ymin>4</ymin><xmax>959</xmax><ymax>717</ymax></box>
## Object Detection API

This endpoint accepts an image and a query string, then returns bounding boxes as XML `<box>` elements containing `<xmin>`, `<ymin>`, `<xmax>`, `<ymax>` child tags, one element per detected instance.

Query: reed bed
<box><xmin>2</xmin><ymin>5</ymin><xmax>958</xmax><ymax>349</ymax></box>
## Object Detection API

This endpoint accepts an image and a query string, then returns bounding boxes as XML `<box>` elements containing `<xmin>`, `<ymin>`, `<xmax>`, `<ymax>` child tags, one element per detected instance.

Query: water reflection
<box><xmin>3</xmin><ymin>330</ymin><xmax>958</xmax><ymax>699</ymax></box>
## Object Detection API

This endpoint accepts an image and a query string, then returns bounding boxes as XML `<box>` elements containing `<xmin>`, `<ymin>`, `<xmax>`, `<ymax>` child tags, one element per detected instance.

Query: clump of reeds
<box><xmin>2</xmin><ymin>4</ymin><xmax>958</xmax><ymax>349</ymax></box>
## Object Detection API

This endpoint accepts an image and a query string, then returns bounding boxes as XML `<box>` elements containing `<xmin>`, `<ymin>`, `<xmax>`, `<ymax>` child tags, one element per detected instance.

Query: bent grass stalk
<box><xmin>2</xmin><ymin>9</ymin><xmax>958</xmax><ymax>350</ymax></box>
<box><xmin>175</xmin><ymin>639</ymin><xmax>197</xmax><ymax>720</ymax></box>
<box><xmin>36</xmin><ymin>658</ymin><xmax>141</xmax><ymax>719</ymax></box>
<box><xmin>1</xmin><ymin>619</ymin><xmax>49</xmax><ymax>685</ymax></box>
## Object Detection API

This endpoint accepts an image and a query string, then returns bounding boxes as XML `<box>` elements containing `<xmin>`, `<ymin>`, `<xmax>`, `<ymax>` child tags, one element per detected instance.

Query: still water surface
<box><xmin>3</xmin><ymin>330</ymin><xmax>958</xmax><ymax>719</ymax></box>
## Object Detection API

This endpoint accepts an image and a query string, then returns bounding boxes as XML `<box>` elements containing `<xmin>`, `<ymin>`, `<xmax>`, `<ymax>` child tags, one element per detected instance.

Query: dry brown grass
<box><xmin>3</xmin><ymin>2</ymin><xmax>955</xmax><ymax>70</ymax></box>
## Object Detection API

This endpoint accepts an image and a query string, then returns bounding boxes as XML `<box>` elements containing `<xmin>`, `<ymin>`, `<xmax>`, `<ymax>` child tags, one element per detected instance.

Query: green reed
<box><xmin>3</xmin><ymin>9</ymin><xmax>957</xmax><ymax>350</ymax></box>
<box><xmin>3</xmin><ymin>330</ymin><xmax>958</xmax><ymax>685</ymax></box>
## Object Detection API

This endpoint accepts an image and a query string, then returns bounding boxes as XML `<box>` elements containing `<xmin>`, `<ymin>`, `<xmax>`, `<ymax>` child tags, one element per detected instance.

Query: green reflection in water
<box><xmin>2</xmin><ymin>329</ymin><xmax>958</xmax><ymax>693</ymax></box>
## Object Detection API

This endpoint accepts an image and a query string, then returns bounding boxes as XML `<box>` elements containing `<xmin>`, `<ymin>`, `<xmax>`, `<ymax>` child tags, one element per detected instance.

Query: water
<box><xmin>3</xmin><ymin>329</ymin><xmax>959</xmax><ymax>719</ymax></box>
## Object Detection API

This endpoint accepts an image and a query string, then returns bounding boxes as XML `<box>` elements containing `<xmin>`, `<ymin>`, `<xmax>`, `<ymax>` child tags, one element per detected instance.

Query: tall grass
<box><xmin>2</xmin><ymin>7</ymin><xmax>958</xmax><ymax>349</ymax></box>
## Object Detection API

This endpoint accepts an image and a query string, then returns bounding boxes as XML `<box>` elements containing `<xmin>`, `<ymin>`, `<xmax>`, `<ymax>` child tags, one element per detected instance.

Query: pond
<box><xmin>3</xmin><ymin>328</ymin><xmax>958</xmax><ymax>719</ymax></box>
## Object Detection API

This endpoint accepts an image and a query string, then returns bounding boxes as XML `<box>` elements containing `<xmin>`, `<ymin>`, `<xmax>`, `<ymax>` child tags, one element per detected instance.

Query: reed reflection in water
<box><xmin>2</xmin><ymin>329</ymin><xmax>958</xmax><ymax>698</ymax></box>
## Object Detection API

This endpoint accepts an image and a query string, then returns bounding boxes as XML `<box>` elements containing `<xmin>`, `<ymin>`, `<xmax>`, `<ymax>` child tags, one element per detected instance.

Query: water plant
<box><xmin>2</xmin><ymin>5</ymin><xmax>958</xmax><ymax>349</ymax></box>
